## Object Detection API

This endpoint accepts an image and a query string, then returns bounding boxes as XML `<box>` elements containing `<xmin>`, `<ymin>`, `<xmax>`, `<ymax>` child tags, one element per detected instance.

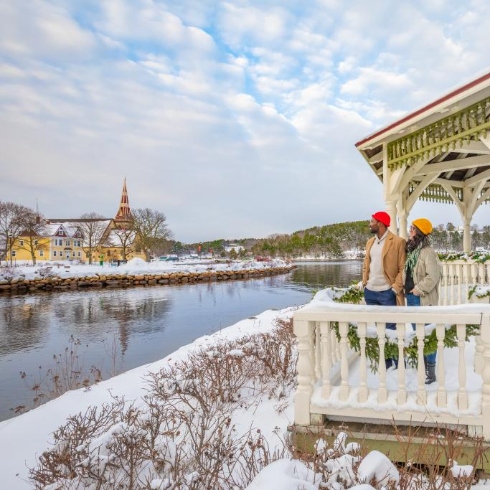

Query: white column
<box><xmin>398</xmin><ymin>207</ymin><xmax>408</xmax><ymax>239</ymax></box>
<box><xmin>386</xmin><ymin>200</ymin><xmax>398</xmax><ymax>234</ymax></box>
<box><xmin>463</xmin><ymin>218</ymin><xmax>472</xmax><ymax>253</ymax></box>
<box><xmin>382</xmin><ymin>143</ymin><xmax>399</xmax><ymax>234</ymax></box>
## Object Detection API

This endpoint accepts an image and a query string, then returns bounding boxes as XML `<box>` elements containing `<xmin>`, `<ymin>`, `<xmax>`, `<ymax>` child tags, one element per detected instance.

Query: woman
<box><xmin>404</xmin><ymin>218</ymin><xmax>442</xmax><ymax>384</ymax></box>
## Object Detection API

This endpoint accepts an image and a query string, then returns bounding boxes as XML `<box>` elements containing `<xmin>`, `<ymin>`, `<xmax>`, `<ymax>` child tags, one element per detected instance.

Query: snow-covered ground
<box><xmin>0</xmin><ymin>287</ymin><xmax>488</xmax><ymax>488</ymax></box>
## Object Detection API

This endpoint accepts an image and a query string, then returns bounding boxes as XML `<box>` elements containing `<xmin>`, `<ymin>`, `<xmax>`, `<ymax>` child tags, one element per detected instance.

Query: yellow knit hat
<box><xmin>412</xmin><ymin>218</ymin><xmax>433</xmax><ymax>235</ymax></box>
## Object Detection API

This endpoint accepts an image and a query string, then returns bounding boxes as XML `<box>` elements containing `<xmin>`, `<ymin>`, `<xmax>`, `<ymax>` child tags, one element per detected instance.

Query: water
<box><xmin>0</xmin><ymin>261</ymin><xmax>362</xmax><ymax>421</ymax></box>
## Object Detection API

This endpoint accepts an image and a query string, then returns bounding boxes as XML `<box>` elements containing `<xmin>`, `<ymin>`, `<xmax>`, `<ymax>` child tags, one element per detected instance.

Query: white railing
<box><xmin>440</xmin><ymin>259</ymin><xmax>490</xmax><ymax>305</ymax></box>
<box><xmin>293</xmin><ymin>295</ymin><xmax>490</xmax><ymax>439</ymax></box>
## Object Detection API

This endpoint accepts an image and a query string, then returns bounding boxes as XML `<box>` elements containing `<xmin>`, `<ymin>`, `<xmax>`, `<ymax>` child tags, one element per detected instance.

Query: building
<box><xmin>7</xmin><ymin>179</ymin><xmax>144</xmax><ymax>264</ymax></box>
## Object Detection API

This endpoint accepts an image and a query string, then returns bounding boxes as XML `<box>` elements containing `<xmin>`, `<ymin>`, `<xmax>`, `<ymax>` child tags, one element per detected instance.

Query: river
<box><xmin>0</xmin><ymin>261</ymin><xmax>362</xmax><ymax>421</ymax></box>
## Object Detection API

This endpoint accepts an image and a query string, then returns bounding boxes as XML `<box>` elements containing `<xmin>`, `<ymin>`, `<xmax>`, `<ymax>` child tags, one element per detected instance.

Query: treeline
<box><xmin>183</xmin><ymin>222</ymin><xmax>490</xmax><ymax>259</ymax></box>
<box><xmin>250</xmin><ymin>221</ymin><xmax>370</xmax><ymax>258</ymax></box>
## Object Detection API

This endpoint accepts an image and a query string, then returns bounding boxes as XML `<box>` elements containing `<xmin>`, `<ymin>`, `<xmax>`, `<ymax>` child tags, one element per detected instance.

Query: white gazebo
<box><xmin>356</xmin><ymin>71</ymin><xmax>490</xmax><ymax>251</ymax></box>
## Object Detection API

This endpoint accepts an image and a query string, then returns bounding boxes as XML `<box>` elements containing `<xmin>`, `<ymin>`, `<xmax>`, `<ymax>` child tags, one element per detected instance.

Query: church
<box><xmin>8</xmin><ymin>180</ymin><xmax>145</xmax><ymax>265</ymax></box>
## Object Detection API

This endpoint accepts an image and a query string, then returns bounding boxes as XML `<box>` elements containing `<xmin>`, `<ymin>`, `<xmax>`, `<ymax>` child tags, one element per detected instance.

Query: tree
<box><xmin>110</xmin><ymin>225</ymin><xmax>136</xmax><ymax>261</ymax></box>
<box><xmin>131</xmin><ymin>208</ymin><xmax>172</xmax><ymax>261</ymax></box>
<box><xmin>17</xmin><ymin>210</ymin><xmax>48</xmax><ymax>265</ymax></box>
<box><xmin>78</xmin><ymin>213</ymin><xmax>110</xmax><ymax>265</ymax></box>
<box><xmin>0</xmin><ymin>201</ymin><xmax>30</xmax><ymax>264</ymax></box>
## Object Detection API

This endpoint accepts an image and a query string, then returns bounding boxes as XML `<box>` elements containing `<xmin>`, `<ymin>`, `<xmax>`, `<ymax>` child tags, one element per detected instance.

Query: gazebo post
<box><xmin>398</xmin><ymin>204</ymin><xmax>408</xmax><ymax>239</ymax></box>
<box><xmin>463</xmin><ymin>218</ymin><xmax>472</xmax><ymax>254</ymax></box>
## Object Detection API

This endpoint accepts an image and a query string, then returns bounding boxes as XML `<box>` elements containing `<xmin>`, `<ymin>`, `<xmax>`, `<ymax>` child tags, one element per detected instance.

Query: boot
<box><xmin>425</xmin><ymin>362</ymin><xmax>436</xmax><ymax>384</ymax></box>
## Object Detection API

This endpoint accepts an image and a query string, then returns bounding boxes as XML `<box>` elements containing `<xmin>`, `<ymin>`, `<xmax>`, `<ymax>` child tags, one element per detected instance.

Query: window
<box><xmin>77</xmin><ymin>251</ymin><xmax>81</xmax><ymax>257</ymax></box>
<box><xmin>34</xmin><ymin>240</ymin><xmax>38</xmax><ymax>246</ymax></box>
<box><xmin>39</xmin><ymin>250</ymin><xmax>44</xmax><ymax>257</ymax></box>
<box><xmin>53</xmin><ymin>251</ymin><xmax>57</xmax><ymax>257</ymax></box>
<box><xmin>11</xmin><ymin>251</ymin><xmax>16</xmax><ymax>257</ymax></box>
<box><xmin>72</xmin><ymin>252</ymin><xmax>75</xmax><ymax>257</ymax></box>
<box><xmin>19</xmin><ymin>240</ymin><xmax>24</xmax><ymax>246</ymax></box>
<box><xmin>66</xmin><ymin>240</ymin><xmax>70</xmax><ymax>246</ymax></box>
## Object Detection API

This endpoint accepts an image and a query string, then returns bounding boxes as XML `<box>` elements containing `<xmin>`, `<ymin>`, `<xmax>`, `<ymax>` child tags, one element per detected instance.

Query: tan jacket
<box><xmin>403</xmin><ymin>247</ymin><xmax>442</xmax><ymax>306</ymax></box>
<box><xmin>363</xmin><ymin>231</ymin><xmax>406</xmax><ymax>306</ymax></box>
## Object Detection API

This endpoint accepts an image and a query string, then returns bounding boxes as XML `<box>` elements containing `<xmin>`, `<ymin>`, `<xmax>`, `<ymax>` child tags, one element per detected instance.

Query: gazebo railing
<box><xmin>294</xmin><ymin>301</ymin><xmax>490</xmax><ymax>440</ymax></box>
<box><xmin>440</xmin><ymin>259</ymin><xmax>490</xmax><ymax>305</ymax></box>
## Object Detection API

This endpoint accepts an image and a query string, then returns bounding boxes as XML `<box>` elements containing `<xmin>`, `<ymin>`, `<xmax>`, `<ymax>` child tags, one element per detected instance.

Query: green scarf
<box><xmin>405</xmin><ymin>244</ymin><xmax>422</xmax><ymax>273</ymax></box>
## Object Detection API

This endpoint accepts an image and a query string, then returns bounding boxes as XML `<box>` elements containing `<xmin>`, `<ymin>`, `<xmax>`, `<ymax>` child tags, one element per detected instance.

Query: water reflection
<box><xmin>291</xmin><ymin>261</ymin><xmax>361</xmax><ymax>290</ymax></box>
<box><xmin>0</xmin><ymin>262</ymin><xmax>362</xmax><ymax>421</ymax></box>
<box><xmin>0</xmin><ymin>297</ymin><xmax>50</xmax><ymax>355</ymax></box>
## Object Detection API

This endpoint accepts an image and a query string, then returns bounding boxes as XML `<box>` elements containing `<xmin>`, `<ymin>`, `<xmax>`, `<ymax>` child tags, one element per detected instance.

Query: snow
<box><xmin>0</xmin><ymin>267</ymin><xmax>488</xmax><ymax>489</ymax></box>
<box><xmin>0</xmin><ymin>257</ymin><xmax>291</xmax><ymax>282</ymax></box>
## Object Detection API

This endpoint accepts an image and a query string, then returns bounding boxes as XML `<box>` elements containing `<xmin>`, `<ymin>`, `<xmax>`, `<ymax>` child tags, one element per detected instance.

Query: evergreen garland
<box><xmin>331</xmin><ymin>286</ymin><xmax>480</xmax><ymax>370</ymax></box>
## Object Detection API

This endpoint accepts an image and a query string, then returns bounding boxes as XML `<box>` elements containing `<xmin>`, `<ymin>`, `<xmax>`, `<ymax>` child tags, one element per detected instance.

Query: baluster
<box><xmin>448</xmin><ymin>263</ymin><xmax>454</xmax><ymax>305</ymax></box>
<box><xmin>331</xmin><ymin>327</ymin><xmax>339</xmax><ymax>364</ymax></box>
<box><xmin>475</xmin><ymin>264</ymin><xmax>488</xmax><ymax>286</ymax></box>
<box><xmin>462</xmin><ymin>263</ymin><xmax>469</xmax><ymax>303</ymax></box>
<box><xmin>397</xmin><ymin>322</ymin><xmax>407</xmax><ymax>404</ymax></box>
<box><xmin>293</xmin><ymin>319</ymin><xmax>314</xmax><ymax>425</ymax></box>
<box><xmin>377</xmin><ymin>323</ymin><xmax>388</xmax><ymax>403</ymax></box>
<box><xmin>470</xmin><ymin>262</ymin><xmax>477</xmax><ymax>287</ymax></box>
<box><xmin>358</xmin><ymin>322</ymin><xmax>368</xmax><ymax>403</ymax></box>
<box><xmin>416</xmin><ymin>323</ymin><xmax>427</xmax><ymax>404</ymax></box>
<box><xmin>320</xmin><ymin>322</ymin><xmax>332</xmax><ymax>398</ymax></box>
<box><xmin>315</xmin><ymin>322</ymin><xmax>321</xmax><ymax>381</ymax></box>
<box><xmin>457</xmin><ymin>323</ymin><xmax>468</xmax><ymax>410</ymax></box>
<box><xmin>456</xmin><ymin>263</ymin><xmax>463</xmax><ymax>304</ymax></box>
<box><xmin>475</xmin><ymin>325</ymin><xmax>484</xmax><ymax>375</ymax></box>
<box><xmin>441</xmin><ymin>262</ymin><xmax>448</xmax><ymax>305</ymax></box>
<box><xmin>436</xmin><ymin>323</ymin><xmax>447</xmax><ymax>407</ymax></box>
<box><xmin>339</xmin><ymin>321</ymin><xmax>350</xmax><ymax>401</ymax></box>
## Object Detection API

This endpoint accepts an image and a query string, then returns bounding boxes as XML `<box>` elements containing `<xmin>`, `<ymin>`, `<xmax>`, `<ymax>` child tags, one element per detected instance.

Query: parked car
<box><xmin>159</xmin><ymin>255</ymin><xmax>179</xmax><ymax>261</ymax></box>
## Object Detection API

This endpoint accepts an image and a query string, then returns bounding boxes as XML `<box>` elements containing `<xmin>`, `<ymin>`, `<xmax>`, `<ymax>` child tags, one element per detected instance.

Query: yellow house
<box><xmin>7</xmin><ymin>223</ymin><xmax>86</xmax><ymax>264</ymax></box>
<box><xmin>7</xmin><ymin>179</ymin><xmax>145</xmax><ymax>265</ymax></box>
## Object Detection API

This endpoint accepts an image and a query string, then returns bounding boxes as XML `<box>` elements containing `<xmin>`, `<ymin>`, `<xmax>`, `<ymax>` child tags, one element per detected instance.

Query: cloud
<box><xmin>1</xmin><ymin>0</ymin><xmax>490</xmax><ymax>241</ymax></box>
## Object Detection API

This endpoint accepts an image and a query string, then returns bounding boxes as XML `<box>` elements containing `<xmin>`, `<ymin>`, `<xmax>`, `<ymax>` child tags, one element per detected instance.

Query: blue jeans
<box><xmin>364</xmin><ymin>288</ymin><xmax>397</xmax><ymax>368</ymax></box>
<box><xmin>406</xmin><ymin>293</ymin><xmax>436</xmax><ymax>363</ymax></box>
<box><xmin>364</xmin><ymin>288</ymin><xmax>396</xmax><ymax>330</ymax></box>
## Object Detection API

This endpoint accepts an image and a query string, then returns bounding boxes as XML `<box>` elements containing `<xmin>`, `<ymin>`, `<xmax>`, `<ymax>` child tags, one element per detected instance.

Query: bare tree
<box><xmin>110</xmin><ymin>225</ymin><xmax>136</xmax><ymax>261</ymax></box>
<box><xmin>131</xmin><ymin>208</ymin><xmax>172</xmax><ymax>261</ymax></box>
<box><xmin>17</xmin><ymin>210</ymin><xmax>48</xmax><ymax>265</ymax></box>
<box><xmin>0</xmin><ymin>201</ymin><xmax>31</xmax><ymax>265</ymax></box>
<box><xmin>78</xmin><ymin>213</ymin><xmax>110</xmax><ymax>265</ymax></box>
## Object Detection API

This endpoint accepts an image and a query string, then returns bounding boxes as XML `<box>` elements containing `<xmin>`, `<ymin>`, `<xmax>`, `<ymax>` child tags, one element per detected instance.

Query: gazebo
<box><xmin>355</xmin><ymin>71</ymin><xmax>490</xmax><ymax>251</ymax></box>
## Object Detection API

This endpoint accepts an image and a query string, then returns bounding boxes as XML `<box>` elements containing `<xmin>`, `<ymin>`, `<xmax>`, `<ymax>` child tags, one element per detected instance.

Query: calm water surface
<box><xmin>0</xmin><ymin>262</ymin><xmax>361</xmax><ymax>421</ymax></box>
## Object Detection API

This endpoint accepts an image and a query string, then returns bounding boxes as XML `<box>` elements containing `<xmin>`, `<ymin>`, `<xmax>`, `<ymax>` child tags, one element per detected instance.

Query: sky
<box><xmin>2</xmin><ymin>1</ymin><xmax>490</xmax><ymax>243</ymax></box>
<box><xmin>0</xmin><ymin>276</ymin><xmax>486</xmax><ymax>488</ymax></box>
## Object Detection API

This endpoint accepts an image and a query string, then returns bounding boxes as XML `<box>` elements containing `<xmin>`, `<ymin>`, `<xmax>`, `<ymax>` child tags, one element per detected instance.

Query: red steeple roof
<box><xmin>115</xmin><ymin>178</ymin><xmax>132</xmax><ymax>221</ymax></box>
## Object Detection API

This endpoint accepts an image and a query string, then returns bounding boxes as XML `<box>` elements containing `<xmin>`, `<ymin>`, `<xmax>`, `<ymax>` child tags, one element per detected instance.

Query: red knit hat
<box><xmin>372</xmin><ymin>211</ymin><xmax>390</xmax><ymax>227</ymax></box>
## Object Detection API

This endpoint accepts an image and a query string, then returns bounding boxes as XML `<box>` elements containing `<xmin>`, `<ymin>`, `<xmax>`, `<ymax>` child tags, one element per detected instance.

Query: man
<box><xmin>362</xmin><ymin>211</ymin><xmax>406</xmax><ymax>369</ymax></box>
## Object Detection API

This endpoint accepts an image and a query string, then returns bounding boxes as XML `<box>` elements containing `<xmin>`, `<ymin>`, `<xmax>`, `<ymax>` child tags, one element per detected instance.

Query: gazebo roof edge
<box><xmin>355</xmin><ymin>70</ymin><xmax>490</xmax><ymax>149</ymax></box>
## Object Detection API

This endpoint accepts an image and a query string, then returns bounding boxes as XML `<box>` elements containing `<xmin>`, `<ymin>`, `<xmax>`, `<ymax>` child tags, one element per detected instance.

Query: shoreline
<box><xmin>0</xmin><ymin>265</ymin><xmax>294</xmax><ymax>295</ymax></box>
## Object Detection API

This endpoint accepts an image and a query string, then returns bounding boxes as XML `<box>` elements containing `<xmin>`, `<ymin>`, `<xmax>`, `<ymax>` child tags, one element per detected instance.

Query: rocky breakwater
<box><xmin>0</xmin><ymin>265</ymin><xmax>294</xmax><ymax>295</ymax></box>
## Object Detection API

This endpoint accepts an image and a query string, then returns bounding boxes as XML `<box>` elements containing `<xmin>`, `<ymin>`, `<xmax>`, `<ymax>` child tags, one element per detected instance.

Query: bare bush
<box><xmin>29</xmin><ymin>319</ymin><xmax>297</xmax><ymax>489</ymax></box>
<box><xmin>16</xmin><ymin>336</ymin><xmax>102</xmax><ymax>414</ymax></box>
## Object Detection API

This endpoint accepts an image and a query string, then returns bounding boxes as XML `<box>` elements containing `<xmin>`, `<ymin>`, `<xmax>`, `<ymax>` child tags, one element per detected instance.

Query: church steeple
<box><xmin>115</xmin><ymin>178</ymin><xmax>132</xmax><ymax>222</ymax></box>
